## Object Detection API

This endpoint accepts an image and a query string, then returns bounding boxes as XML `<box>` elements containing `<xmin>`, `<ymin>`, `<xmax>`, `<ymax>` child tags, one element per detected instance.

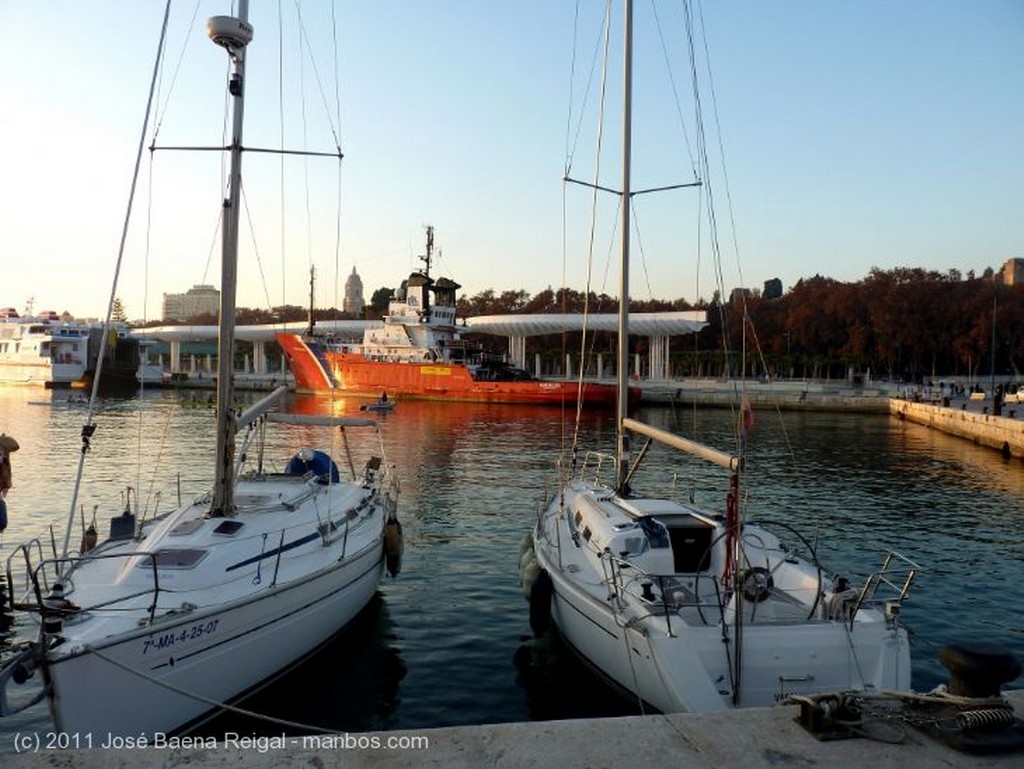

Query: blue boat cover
<box><xmin>286</xmin><ymin>450</ymin><xmax>340</xmax><ymax>484</ymax></box>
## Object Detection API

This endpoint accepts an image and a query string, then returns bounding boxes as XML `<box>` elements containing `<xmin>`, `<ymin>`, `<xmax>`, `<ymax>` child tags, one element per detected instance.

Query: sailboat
<box><xmin>522</xmin><ymin>0</ymin><xmax>917</xmax><ymax>712</ymax></box>
<box><xmin>0</xmin><ymin>4</ymin><xmax>400</xmax><ymax>737</ymax></box>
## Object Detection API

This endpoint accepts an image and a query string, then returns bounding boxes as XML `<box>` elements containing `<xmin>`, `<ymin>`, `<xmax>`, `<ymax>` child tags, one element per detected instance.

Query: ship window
<box><xmin>582</xmin><ymin>526</ymin><xmax>592</xmax><ymax>542</ymax></box>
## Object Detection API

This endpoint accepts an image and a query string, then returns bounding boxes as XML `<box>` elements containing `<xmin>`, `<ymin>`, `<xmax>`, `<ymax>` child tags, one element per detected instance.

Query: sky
<box><xmin>0</xmin><ymin>1</ymin><xmax>1021</xmax><ymax>322</ymax></box>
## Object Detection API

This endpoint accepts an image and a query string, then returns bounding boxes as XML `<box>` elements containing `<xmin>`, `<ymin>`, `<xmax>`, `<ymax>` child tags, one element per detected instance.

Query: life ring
<box><xmin>740</xmin><ymin>566</ymin><xmax>774</xmax><ymax>603</ymax></box>
<box><xmin>529</xmin><ymin>568</ymin><xmax>553</xmax><ymax>637</ymax></box>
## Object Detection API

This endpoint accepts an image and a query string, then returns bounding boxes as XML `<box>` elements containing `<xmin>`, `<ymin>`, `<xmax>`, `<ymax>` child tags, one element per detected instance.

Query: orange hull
<box><xmin>277</xmin><ymin>333</ymin><xmax>634</xmax><ymax>407</ymax></box>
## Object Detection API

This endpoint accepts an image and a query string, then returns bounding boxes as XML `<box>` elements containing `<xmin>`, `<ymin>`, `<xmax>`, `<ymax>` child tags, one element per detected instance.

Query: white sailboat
<box><xmin>0</xmin><ymin>4</ymin><xmax>400</xmax><ymax>737</ymax></box>
<box><xmin>522</xmin><ymin>0</ymin><xmax>917</xmax><ymax>713</ymax></box>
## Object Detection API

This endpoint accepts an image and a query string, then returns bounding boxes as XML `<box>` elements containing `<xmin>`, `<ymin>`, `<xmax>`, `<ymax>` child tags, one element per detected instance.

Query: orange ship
<box><xmin>277</xmin><ymin>227</ymin><xmax>635</xmax><ymax>408</ymax></box>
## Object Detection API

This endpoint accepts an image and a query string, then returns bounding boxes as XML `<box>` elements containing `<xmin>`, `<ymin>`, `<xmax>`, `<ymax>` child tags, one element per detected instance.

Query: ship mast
<box><xmin>209</xmin><ymin>3</ymin><xmax>253</xmax><ymax>517</ymax></box>
<box><xmin>420</xmin><ymin>225</ymin><xmax>435</xmax><ymax>278</ymax></box>
<box><xmin>616</xmin><ymin>0</ymin><xmax>634</xmax><ymax>492</ymax></box>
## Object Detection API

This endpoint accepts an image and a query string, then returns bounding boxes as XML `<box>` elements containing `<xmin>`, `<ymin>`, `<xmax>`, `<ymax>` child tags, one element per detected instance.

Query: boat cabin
<box><xmin>570</xmin><ymin>492</ymin><xmax>720</xmax><ymax>577</ymax></box>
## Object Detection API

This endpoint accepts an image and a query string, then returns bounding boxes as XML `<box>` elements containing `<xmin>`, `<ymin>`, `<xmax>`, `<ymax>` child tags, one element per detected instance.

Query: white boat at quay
<box><xmin>0</xmin><ymin>3</ymin><xmax>401</xmax><ymax>738</ymax></box>
<box><xmin>521</xmin><ymin>0</ymin><xmax>918</xmax><ymax>714</ymax></box>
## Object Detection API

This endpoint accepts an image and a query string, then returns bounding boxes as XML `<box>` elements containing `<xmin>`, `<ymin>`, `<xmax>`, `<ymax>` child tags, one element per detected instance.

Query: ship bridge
<box><xmin>133</xmin><ymin>311</ymin><xmax>706</xmax><ymax>381</ymax></box>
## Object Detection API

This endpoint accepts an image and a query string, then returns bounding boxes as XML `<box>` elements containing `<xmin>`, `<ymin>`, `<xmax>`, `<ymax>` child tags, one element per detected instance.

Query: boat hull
<box><xmin>0</xmin><ymin>361</ymin><xmax>87</xmax><ymax>387</ymax></box>
<box><xmin>529</xmin><ymin>485</ymin><xmax>912</xmax><ymax>714</ymax></box>
<box><xmin>277</xmin><ymin>332</ymin><xmax>630</xmax><ymax>407</ymax></box>
<box><xmin>42</xmin><ymin>541</ymin><xmax>384</xmax><ymax>738</ymax></box>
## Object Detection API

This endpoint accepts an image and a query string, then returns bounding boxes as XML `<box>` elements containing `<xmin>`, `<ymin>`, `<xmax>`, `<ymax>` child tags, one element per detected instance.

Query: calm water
<box><xmin>0</xmin><ymin>386</ymin><xmax>1021</xmax><ymax>743</ymax></box>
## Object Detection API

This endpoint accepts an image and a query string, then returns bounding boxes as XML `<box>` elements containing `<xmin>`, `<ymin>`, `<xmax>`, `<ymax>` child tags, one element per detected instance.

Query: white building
<box><xmin>162</xmin><ymin>285</ymin><xmax>220</xmax><ymax>322</ymax></box>
<box><xmin>343</xmin><ymin>267</ymin><xmax>364</xmax><ymax>316</ymax></box>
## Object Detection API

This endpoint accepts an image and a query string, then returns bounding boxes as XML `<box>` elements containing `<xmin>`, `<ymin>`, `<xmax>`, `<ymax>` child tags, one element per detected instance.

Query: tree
<box><xmin>112</xmin><ymin>298</ymin><xmax>128</xmax><ymax>324</ymax></box>
<box><xmin>369</xmin><ymin>287</ymin><xmax>393</xmax><ymax>315</ymax></box>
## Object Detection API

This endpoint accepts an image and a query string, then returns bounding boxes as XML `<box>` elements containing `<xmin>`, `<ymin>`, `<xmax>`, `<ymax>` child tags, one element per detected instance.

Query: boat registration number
<box><xmin>142</xmin><ymin>619</ymin><xmax>220</xmax><ymax>655</ymax></box>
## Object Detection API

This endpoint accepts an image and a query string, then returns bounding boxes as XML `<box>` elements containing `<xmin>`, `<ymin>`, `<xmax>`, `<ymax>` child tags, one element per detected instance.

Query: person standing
<box><xmin>0</xmin><ymin>434</ymin><xmax>18</xmax><ymax>533</ymax></box>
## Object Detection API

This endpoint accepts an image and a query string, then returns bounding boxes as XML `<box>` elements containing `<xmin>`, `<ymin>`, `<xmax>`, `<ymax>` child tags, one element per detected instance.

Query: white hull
<box><xmin>2</xmin><ymin>414</ymin><xmax>400</xmax><ymax>738</ymax></box>
<box><xmin>0</xmin><ymin>361</ymin><xmax>87</xmax><ymax>386</ymax></box>
<box><xmin>529</xmin><ymin>478</ymin><xmax>913</xmax><ymax>713</ymax></box>
<box><xmin>45</xmin><ymin>542</ymin><xmax>383</xmax><ymax>736</ymax></box>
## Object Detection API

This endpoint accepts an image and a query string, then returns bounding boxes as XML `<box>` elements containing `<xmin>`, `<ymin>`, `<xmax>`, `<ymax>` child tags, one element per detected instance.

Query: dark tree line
<box><xmin>454</xmin><ymin>268</ymin><xmax>1024</xmax><ymax>383</ymax></box>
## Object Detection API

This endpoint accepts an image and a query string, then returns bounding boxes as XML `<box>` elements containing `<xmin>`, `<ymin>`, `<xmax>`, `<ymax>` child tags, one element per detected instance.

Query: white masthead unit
<box><xmin>207</xmin><ymin>15</ymin><xmax>254</xmax><ymax>51</ymax></box>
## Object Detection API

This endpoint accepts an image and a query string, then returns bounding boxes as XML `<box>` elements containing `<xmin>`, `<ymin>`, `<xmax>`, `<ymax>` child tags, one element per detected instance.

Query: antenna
<box><xmin>419</xmin><ymin>225</ymin><xmax>435</xmax><ymax>278</ymax></box>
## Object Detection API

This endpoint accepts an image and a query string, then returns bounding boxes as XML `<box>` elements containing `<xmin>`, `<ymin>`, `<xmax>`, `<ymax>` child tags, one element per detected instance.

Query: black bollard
<box><xmin>938</xmin><ymin>643</ymin><xmax>1022</xmax><ymax>698</ymax></box>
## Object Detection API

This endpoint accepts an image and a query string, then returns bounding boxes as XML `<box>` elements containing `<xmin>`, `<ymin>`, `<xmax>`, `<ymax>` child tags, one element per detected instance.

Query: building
<box><xmin>763</xmin><ymin>278</ymin><xmax>783</xmax><ymax>299</ymax></box>
<box><xmin>343</xmin><ymin>267</ymin><xmax>364</xmax><ymax>316</ymax></box>
<box><xmin>162</xmin><ymin>285</ymin><xmax>220</xmax><ymax>322</ymax></box>
<box><xmin>1000</xmin><ymin>258</ymin><xmax>1024</xmax><ymax>286</ymax></box>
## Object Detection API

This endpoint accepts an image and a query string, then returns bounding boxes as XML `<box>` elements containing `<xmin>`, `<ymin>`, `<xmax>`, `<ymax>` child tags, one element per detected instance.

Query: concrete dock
<box><xmin>6</xmin><ymin>689</ymin><xmax>1022</xmax><ymax>768</ymax></box>
<box><xmin>891</xmin><ymin>398</ymin><xmax>1024</xmax><ymax>459</ymax></box>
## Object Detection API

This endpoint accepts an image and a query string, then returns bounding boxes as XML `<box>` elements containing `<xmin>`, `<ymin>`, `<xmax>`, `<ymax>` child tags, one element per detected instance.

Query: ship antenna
<box><xmin>420</xmin><ymin>225</ymin><xmax>434</xmax><ymax>278</ymax></box>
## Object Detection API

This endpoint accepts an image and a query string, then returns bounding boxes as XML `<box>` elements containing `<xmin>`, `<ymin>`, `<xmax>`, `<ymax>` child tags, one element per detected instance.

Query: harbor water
<box><xmin>0</xmin><ymin>386</ymin><xmax>1021</xmax><ymax>745</ymax></box>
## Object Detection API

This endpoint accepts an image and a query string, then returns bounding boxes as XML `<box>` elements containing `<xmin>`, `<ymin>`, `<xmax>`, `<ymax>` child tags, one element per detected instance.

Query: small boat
<box><xmin>276</xmin><ymin>226</ymin><xmax>633</xmax><ymax>408</ymax></box>
<box><xmin>360</xmin><ymin>399</ymin><xmax>396</xmax><ymax>413</ymax></box>
<box><xmin>522</xmin><ymin>0</ymin><xmax>917</xmax><ymax>714</ymax></box>
<box><xmin>0</xmin><ymin>4</ymin><xmax>401</xmax><ymax>738</ymax></box>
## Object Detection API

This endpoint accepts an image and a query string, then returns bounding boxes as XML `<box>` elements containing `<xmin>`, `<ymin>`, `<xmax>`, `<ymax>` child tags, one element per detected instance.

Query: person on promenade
<box><xmin>0</xmin><ymin>433</ymin><xmax>18</xmax><ymax>533</ymax></box>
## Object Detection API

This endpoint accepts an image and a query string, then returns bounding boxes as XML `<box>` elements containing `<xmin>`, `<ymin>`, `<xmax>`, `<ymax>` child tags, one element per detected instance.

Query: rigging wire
<box><xmin>570</xmin><ymin>0</ymin><xmax>616</xmax><ymax>474</ymax></box>
<box><xmin>60</xmin><ymin>0</ymin><xmax>173</xmax><ymax>565</ymax></box>
<box><xmin>278</xmin><ymin>0</ymin><xmax>287</xmax><ymax>311</ymax></box>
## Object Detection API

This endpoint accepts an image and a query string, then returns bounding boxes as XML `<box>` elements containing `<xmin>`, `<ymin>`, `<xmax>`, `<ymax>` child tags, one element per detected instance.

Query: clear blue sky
<box><xmin>1</xmin><ymin>1</ymin><xmax>1020</xmax><ymax>321</ymax></box>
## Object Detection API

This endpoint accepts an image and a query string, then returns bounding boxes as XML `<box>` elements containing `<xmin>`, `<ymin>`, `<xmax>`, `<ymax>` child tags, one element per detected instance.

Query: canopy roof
<box><xmin>132</xmin><ymin>311</ymin><xmax>707</xmax><ymax>342</ymax></box>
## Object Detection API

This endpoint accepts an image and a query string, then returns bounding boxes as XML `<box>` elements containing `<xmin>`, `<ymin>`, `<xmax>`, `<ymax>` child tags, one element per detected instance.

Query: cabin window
<box><xmin>143</xmin><ymin>548</ymin><xmax>208</xmax><ymax>569</ymax></box>
<box><xmin>213</xmin><ymin>520</ymin><xmax>244</xmax><ymax>536</ymax></box>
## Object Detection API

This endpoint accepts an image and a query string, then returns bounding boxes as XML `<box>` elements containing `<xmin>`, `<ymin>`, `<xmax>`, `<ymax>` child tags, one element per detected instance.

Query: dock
<box><xmin>891</xmin><ymin>398</ymin><xmax>1024</xmax><ymax>459</ymax></box>
<box><xmin>7</xmin><ymin>689</ymin><xmax>1023</xmax><ymax>768</ymax></box>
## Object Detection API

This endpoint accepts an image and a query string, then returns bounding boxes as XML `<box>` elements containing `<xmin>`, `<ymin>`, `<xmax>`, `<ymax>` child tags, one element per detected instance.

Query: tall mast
<box><xmin>616</xmin><ymin>0</ymin><xmax>634</xmax><ymax>491</ymax></box>
<box><xmin>209</xmin><ymin>2</ymin><xmax>253</xmax><ymax>516</ymax></box>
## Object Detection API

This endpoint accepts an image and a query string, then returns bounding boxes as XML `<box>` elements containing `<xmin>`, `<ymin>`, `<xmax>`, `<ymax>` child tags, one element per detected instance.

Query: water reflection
<box><xmin>0</xmin><ymin>387</ymin><xmax>1021</xmax><ymax>742</ymax></box>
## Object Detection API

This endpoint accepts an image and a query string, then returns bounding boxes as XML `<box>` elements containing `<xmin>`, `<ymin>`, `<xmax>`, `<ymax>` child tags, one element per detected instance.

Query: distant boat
<box><xmin>276</xmin><ymin>226</ymin><xmax>633</xmax><ymax>408</ymax></box>
<box><xmin>360</xmin><ymin>396</ymin><xmax>396</xmax><ymax>413</ymax></box>
<box><xmin>0</xmin><ymin>3</ymin><xmax>401</xmax><ymax>738</ymax></box>
<box><xmin>0</xmin><ymin>310</ymin><xmax>151</xmax><ymax>391</ymax></box>
<box><xmin>0</xmin><ymin>310</ymin><xmax>90</xmax><ymax>386</ymax></box>
<box><xmin>522</xmin><ymin>0</ymin><xmax>917</xmax><ymax>714</ymax></box>
<box><xmin>135</xmin><ymin>338</ymin><xmax>166</xmax><ymax>386</ymax></box>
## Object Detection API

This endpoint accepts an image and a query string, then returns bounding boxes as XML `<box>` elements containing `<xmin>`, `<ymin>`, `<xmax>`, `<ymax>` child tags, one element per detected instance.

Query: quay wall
<box><xmin>9</xmin><ymin>689</ymin><xmax>1023</xmax><ymax>769</ymax></box>
<box><xmin>640</xmin><ymin>379</ymin><xmax>892</xmax><ymax>413</ymax></box>
<box><xmin>890</xmin><ymin>399</ymin><xmax>1024</xmax><ymax>459</ymax></box>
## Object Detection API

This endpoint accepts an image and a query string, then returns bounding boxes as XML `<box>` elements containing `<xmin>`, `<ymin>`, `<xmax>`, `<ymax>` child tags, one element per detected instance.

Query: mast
<box><xmin>208</xmin><ymin>3</ymin><xmax>253</xmax><ymax>516</ymax></box>
<box><xmin>420</xmin><ymin>224</ymin><xmax>435</xmax><ymax>278</ymax></box>
<box><xmin>616</xmin><ymin>0</ymin><xmax>634</xmax><ymax>491</ymax></box>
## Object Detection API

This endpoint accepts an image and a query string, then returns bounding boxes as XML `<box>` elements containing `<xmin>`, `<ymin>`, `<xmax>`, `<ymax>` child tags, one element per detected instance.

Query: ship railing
<box><xmin>6</xmin><ymin>550</ymin><xmax>164</xmax><ymax>629</ymax></box>
<box><xmin>848</xmin><ymin>550</ymin><xmax>920</xmax><ymax>628</ymax></box>
<box><xmin>579</xmin><ymin>451</ymin><xmax>619</xmax><ymax>485</ymax></box>
<box><xmin>598</xmin><ymin>549</ymin><xmax>731</xmax><ymax>636</ymax></box>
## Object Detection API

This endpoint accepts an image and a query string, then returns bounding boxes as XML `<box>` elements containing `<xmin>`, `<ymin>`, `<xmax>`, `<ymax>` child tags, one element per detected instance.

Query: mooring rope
<box><xmin>86</xmin><ymin>645</ymin><xmax>341</xmax><ymax>735</ymax></box>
